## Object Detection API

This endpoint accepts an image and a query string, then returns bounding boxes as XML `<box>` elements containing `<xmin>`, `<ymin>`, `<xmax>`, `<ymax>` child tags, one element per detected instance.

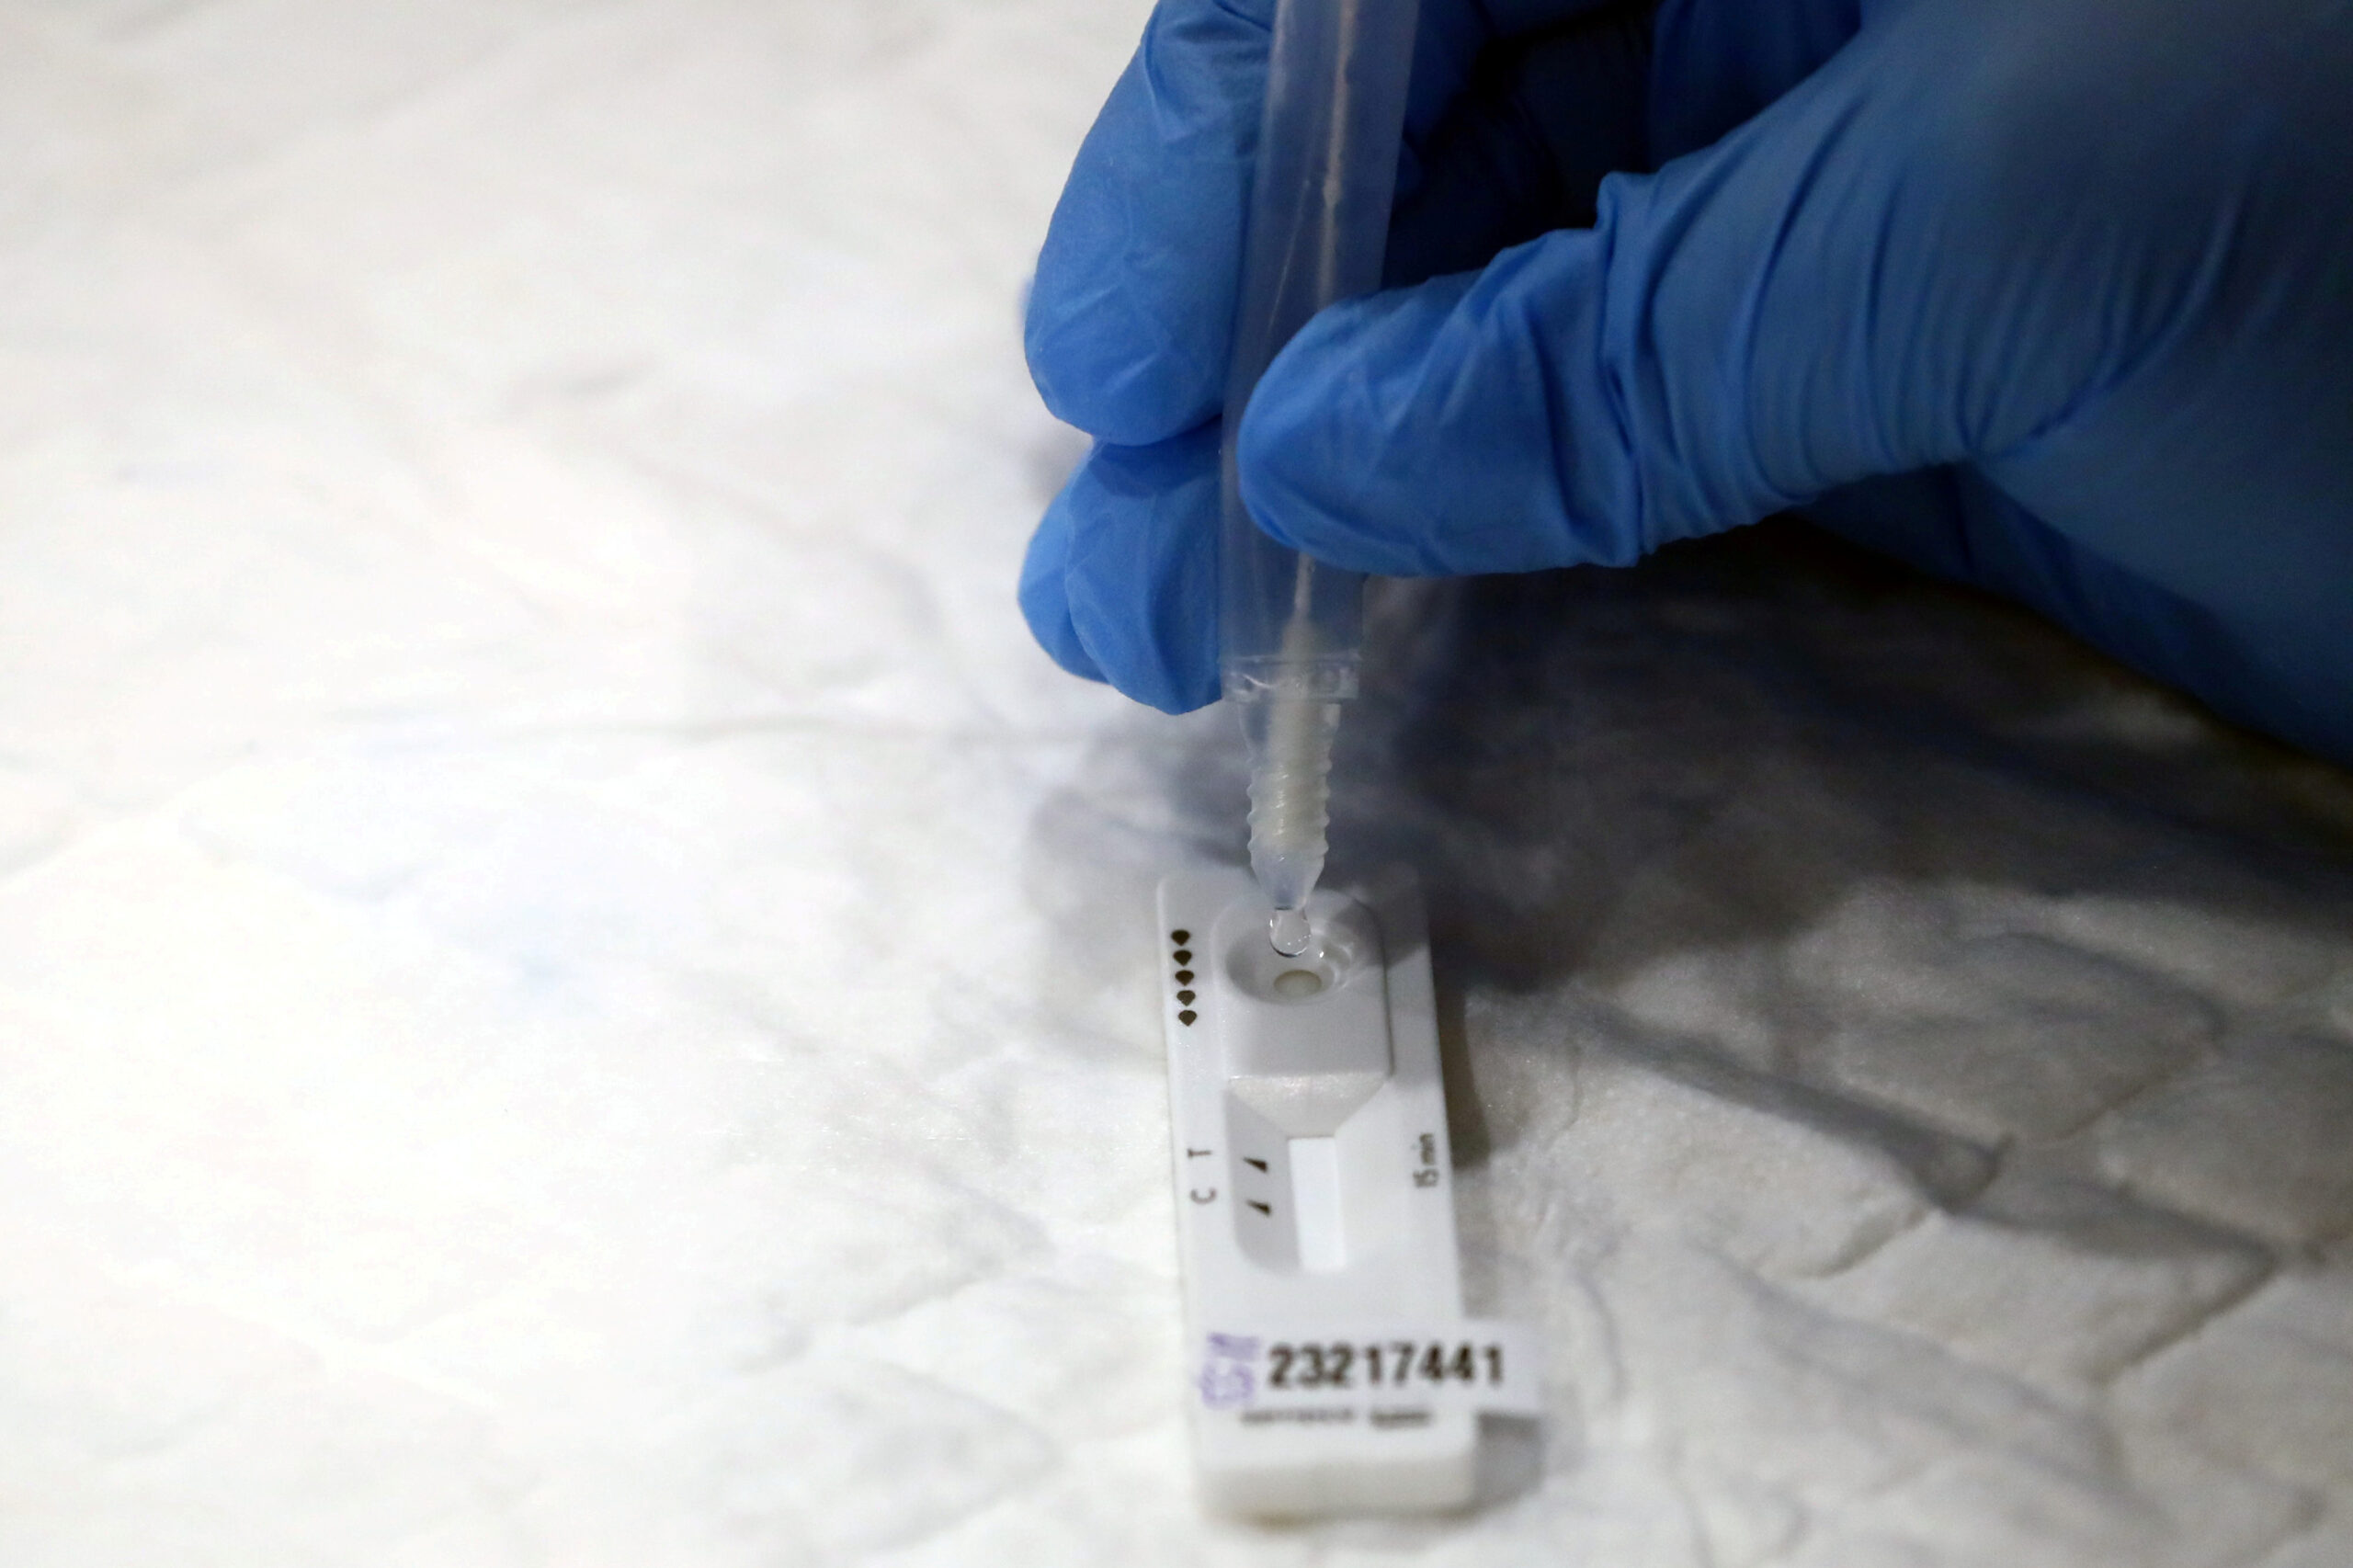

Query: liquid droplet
<box><xmin>1269</xmin><ymin>907</ymin><xmax>1311</xmax><ymax>957</ymax></box>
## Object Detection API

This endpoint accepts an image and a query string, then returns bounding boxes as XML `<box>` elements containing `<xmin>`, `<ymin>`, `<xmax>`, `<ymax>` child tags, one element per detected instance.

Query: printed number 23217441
<box><xmin>1266</xmin><ymin>1340</ymin><xmax>1505</xmax><ymax>1392</ymax></box>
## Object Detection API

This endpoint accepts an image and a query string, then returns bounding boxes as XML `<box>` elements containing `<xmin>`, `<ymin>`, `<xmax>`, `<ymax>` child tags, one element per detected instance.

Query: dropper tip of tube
<box><xmin>1268</xmin><ymin>906</ymin><xmax>1312</xmax><ymax>957</ymax></box>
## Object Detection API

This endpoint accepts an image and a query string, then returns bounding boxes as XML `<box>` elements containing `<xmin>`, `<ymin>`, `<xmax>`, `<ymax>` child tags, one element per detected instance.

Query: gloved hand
<box><xmin>1019</xmin><ymin>0</ymin><xmax>2353</xmax><ymax>765</ymax></box>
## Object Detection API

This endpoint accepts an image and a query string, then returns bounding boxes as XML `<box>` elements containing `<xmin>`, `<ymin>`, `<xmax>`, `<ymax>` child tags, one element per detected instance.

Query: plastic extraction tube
<box><xmin>1220</xmin><ymin>0</ymin><xmax>1421</xmax><ymax>958</ymax></box>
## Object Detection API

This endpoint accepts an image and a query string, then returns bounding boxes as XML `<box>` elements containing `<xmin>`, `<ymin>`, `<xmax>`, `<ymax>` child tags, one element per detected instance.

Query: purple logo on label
<box><xmin>1198</xmin><ymin>1333</ymin><xmax>1259</xmax><ymax>1410</ymax></box>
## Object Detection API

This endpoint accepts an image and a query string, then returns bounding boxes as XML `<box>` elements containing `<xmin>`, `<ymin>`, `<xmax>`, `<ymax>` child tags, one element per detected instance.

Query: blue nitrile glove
<box><xmin>1021</xmin><ymin>0</ymin><xmax>2353</xmax><ymax>765</ymax></box>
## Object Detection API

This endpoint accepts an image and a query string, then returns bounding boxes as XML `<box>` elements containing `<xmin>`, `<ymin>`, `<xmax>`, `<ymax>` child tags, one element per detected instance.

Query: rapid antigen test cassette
<box><xmin>1156</xmin><ymin>867</ymin><xmax>1540</xmax><ymax>1517</ymax></box>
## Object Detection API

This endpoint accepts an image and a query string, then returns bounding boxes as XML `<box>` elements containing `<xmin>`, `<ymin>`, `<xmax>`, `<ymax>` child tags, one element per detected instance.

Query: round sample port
<box><xmin>1271</xmin><ymin>968</ymin><xmax>1325</xmax><ymax>1000</ymax></box>
<box><xmin>1219</xmin><ymin>894</ymin><xmax>1377</xmax><ymax>1006</ymax></box>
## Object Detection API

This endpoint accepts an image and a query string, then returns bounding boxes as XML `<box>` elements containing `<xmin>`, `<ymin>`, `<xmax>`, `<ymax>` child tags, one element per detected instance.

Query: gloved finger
<box><xmin>1025</xmin><ymin>0</ymin><xmax>1267</xmax><ymax>449</ymax></box>
<box><xmin>1237</xmin><ymin>7</ymin><xmax>2133</xmax><ymax>577</ymax></box>
<box><xmin>1027</xmin><ymin>0</ymin><xmax>1627</xmax><ymax>449</ymax></box>
<box><xmin>1017</xmin><ymin>484</ymin><xmax>1108</xmax><ymax>685</ymax></box>
<box><xmin>1018</xmin><ymin>426</ymin><xmax>1224</xmax><ymax>714</ymax></box>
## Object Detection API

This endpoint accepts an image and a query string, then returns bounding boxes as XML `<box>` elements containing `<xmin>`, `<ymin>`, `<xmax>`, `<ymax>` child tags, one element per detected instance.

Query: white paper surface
<box><xmin>1</xmin><ymin>2</ymin><xmax>2349</xmax><ymax>1564</ymax></box>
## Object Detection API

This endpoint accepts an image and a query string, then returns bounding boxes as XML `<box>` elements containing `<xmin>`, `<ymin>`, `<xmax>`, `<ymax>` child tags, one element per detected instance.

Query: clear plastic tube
<box><xmin>1220</xmin><ymin>0</ymin><xmax>1420</xmax><ymax>957</ymax></box>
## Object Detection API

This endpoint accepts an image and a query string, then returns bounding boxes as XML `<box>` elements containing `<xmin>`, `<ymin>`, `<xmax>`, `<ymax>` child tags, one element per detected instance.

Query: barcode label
<box><xmin>1195</xmin><ymin>1321</ymin><xmax>1542</xmax><ymax>1422</ymax></box>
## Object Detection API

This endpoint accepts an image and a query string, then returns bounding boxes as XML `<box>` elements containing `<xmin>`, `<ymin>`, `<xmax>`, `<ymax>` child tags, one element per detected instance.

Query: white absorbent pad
<box><xmin>0</xmin><ymin>3</ymin><xmax>2348</xmax><ymax>1565</ymax></box>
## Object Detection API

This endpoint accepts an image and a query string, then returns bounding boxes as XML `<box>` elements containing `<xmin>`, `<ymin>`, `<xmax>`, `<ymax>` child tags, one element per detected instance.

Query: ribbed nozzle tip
<box><xmin>1268</xmin><ymin>906</ymin><xmax>1312</xmax><ymax>956</ymax></box>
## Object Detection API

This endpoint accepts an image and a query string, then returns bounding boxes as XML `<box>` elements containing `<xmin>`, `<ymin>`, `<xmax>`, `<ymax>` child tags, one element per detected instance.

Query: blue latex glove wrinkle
<box><xmin>1021</xmin><ymin>0</ymin><xmax>2353</xmax><ymax>766</ymax></box>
